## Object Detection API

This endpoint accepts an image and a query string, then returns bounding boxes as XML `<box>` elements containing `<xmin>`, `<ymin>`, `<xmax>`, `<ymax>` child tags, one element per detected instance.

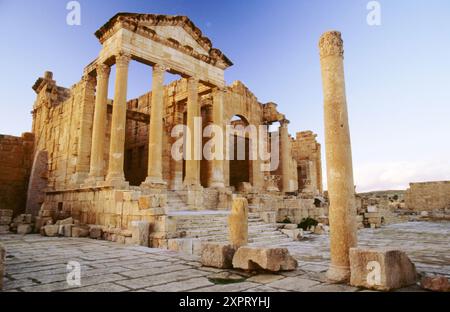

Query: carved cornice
<box><xmin>319</xmin><ymin>31</ymin><xmax>344</xmax><ymax>58</ymax></box>
<box><xmin>95</xmin><ymin>13</ymin><xmax>233</xmax><ymax>69</ymax></box>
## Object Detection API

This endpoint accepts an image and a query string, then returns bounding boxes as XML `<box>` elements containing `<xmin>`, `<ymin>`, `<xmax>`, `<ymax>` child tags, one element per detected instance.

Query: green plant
<box><xmin>298</xmin><ymin>217</ymin><xmax>318</xmax><ymax>231</ymax></box>
<box><xmin>281</xmin><ymin>216</ymin><xmax>292</xmax><ymax>224</ymax></box>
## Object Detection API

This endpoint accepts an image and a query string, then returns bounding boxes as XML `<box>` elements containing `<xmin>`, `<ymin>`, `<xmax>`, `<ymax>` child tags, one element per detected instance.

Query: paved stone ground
<box><xmin>0</xmin><ymin>221</ymin><xmax>448</xmax><ymax>292</ymax></box>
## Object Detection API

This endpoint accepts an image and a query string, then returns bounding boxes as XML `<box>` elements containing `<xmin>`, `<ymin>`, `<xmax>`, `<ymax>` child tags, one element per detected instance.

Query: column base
<box><xmin>141</xmin><ymin>176</ymin><xmax>167</xmax><ymax>189</ymax></box>
<box><xmin>101</xmin><ymin>175</ymin><xmax>129</xmax><ymax>189</ymax></box>
<box><xmin>326</xmin><ymin>264</ymin><xmax>351</xmax><ymax>283</ymax></box>
<box><xmin>210</xmin><ymin>181</ymin><xmax>225</xmax><ymax>189</ymax></box>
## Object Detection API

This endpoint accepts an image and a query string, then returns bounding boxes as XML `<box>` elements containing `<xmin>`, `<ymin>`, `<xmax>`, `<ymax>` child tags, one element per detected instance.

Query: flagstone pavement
<box><xmin>0</xmin><ymin>221</ymin><xmax>448</xmax><ymax>292</ymax></box>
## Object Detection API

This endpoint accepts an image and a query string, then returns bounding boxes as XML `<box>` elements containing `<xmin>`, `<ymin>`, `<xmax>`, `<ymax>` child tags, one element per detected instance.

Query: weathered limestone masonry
<box><xmin>291</xmin><ymin>131</ymin><xmax>323</xmax><ymax>195</ymax></box>
<box><xmin>1</xmin><ymin>13</ymin><xmax>325</xmax><ymax>250</ymax></box>
<box><xmin>0</xmin><ymin>133</ymin><xmax>34</xmax><ymax>217</ymax></box>
<box><xmin>405</xmin><ymin>181</ymin><xmax>450</xmax><ymax>212</ymax></box>
<box><xmin>319</xmin><ymin>31</ymin><xmax>357</xmax><ymax>282</ymax></box>
<box><xmin>0</xmin><ymin>242</ymin><xmax>4</xmax><ymax>290</ymax></box>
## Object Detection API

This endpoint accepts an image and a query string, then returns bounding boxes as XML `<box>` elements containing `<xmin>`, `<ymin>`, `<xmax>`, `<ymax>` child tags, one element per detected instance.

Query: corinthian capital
<box><xmin>96</xmin><ymin>63</ymin><xmax>111</xmax><ymax>79</ymax></box>
<box><xmin>153</xmin><ymin>63</ymin><xmax>169</xmax><ymax>73</ymax></box>
<box><xmin>115</xmin><ymin>52</ymin><xmax>131</xmax><ymax>68</ymax></box>
<box><xmin>319</xmin><ymin>31</ymin><xmax>344</xmax><ymax>58</ymax></box>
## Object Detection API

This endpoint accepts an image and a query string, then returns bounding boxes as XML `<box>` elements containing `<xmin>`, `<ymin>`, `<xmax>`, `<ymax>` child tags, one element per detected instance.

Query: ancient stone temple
<box><xmin>2</xmin><ymin>13</ymin><xmax>325</xmax><ymax>251</ymax></box>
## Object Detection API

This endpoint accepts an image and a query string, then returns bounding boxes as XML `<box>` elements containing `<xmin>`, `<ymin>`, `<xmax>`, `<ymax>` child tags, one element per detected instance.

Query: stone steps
<box><xmin>168</xmin><ymin>210</ymin><xmax>292</xmax><ymax>254</ymax></box>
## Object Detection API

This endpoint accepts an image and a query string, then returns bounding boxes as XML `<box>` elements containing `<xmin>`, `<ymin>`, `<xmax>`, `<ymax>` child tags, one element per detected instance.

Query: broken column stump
<box><xmin>228</xmin><ymin>197</ymin><xmax>248</xmax><ymax>248</ymax></box>
<box><xmin>349</xmin><ymin>247</ymin><xmax>417</xmax><ymax>291</ymax></box>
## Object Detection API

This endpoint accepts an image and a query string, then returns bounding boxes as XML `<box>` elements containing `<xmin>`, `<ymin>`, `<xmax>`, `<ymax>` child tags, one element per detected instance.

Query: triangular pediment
<box><xmin>95</xmin><ymin>13</ymin><xmax>232</xmax><ymax>68</ymax></box>
<box><xmin>143</xmin><ymin>25</ymin><xmax>210</xmax><ymax>56</ymax></box>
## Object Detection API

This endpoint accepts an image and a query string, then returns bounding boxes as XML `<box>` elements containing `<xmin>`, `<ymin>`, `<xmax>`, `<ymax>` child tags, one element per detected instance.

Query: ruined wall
<box><xmin>0</xmin><ymin>133</ymin><xmax>34</xmax><ymax>216</ymax></box>
<box><xmin>291</xmin><ymin>131</ymin><xmax>323</xmax><ymax>195</ymax></box>
<box><xmin>31</xmin><ymin>72</ymin><xmax>95</xmax><ymax>190</ymax></box>
<box><xmin>405</xmin><ymin>181</ymin><xmax>450</xmax><ymax>211</ymax></box>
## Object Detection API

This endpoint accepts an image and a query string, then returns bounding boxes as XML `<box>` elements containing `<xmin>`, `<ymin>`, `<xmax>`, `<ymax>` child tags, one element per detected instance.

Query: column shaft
<box><xmin>319</xmin><ymin>31</ymin><xmax>357</xmax><ymax>282</ymax></box>
<box><xmin>144</xmin><ymin>64</ymin><xmax>166</xmax><ymax>185</ymax></box>
<box><xmin>279</xmin><ymin>120</ymin><xmax>291</xmax><ymax>193</ymax></box>
<box><xmin>106</xmin><ymin>53</ymin><xmax>130</xmax><ymax>185</ymax></box>
<box><xmin>210</xmin><ymin>88</ymin><xmax>225</xmax><ymax>188</ymax></box>
<box><xmin>184</xmin><ymin>77</ymin><xmax>200</xmax><ymax>186</ymax></box>
<box><xmin>88</xmin><ymin>63</ymin><xmax>110</xmax><ymax>181</ymax></box>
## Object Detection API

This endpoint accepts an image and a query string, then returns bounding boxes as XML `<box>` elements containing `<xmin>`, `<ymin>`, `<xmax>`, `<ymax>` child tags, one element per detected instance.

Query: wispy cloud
<box><xmin>322</xmin><ymin>159</ymin><xmax>450</xmax><ymax>192</ymax></box>
<box><xmin>353</xmin><ymin>160</ymin><xmax>450</xmax><ymax>192</ymax></box>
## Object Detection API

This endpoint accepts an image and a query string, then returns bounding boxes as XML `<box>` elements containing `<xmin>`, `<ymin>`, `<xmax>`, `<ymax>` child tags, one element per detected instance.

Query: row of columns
<box><xmin>85</xmin><ymin>52</ymin><xmax>226</xmax><ymax>189</ymax></box>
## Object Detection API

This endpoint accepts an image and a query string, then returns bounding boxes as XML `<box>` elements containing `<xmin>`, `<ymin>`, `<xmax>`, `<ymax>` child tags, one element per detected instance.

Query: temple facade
<box><xmin>10</xmin><ymin>13</ymin><xmax>325</xmax><ymax>249</ymax></box>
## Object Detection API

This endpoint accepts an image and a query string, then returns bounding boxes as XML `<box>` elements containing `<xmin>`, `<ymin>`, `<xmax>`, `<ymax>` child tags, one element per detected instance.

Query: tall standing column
<box><xmin>143</xmin><ymin>63</ymin><xmax>166</xmax><ymax>186</ymax></box>
<box><xmin>105</xmin><ymin>53</ymin><xmax>131</xmax><ymax>186</ymax></box>
<box><xmin>319</xmin><ymin>31</ymin><xmax>357</xmax><ymax>282</ymax></box>
<box><xmin>279</xmin><ymin>119</ymin><xmax>291</xmax><ymax>193</ymax></box>
<box><xmin>87</xmin><ymin>63</ymin><xmax>110</xmax><ymax>183</ymax></box>
<box><xmin>184</xmin><ymin>76</ymin><xmax>201</xmax><ymax>186</ymax></box>
<box><xmin>210</xmin><ymin>87</ymin><xmax>225</xmax><ymax>188</ymax></box>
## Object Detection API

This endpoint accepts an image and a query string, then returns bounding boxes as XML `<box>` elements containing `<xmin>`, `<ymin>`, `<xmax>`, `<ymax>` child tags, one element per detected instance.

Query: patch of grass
<box><xmin>298</xmin><ymin>217</ymin><xmax>318</xmax><ymax>231</ymax></box>
<box><xmin>208</xmin><ymin>272</ymin><xmax>247</xmax><ymax>284</ymax></box>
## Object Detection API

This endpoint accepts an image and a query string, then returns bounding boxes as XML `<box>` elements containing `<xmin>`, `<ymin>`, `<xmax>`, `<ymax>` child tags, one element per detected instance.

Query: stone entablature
<box><xmin>86</xmin><ymin>13</ymin><xmax>230</xmax><ymax>88</ymax></box>
<box><xmin>94</xmin><ymin>13</ymin><xmax>232</xmax><ymax>69</ymax></box>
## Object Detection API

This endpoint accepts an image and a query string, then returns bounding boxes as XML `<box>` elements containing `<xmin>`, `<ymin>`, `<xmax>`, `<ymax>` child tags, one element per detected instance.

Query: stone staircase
<box><xmin>167</xmin><ymin>210</ymin><xmax>292</xmax><ymax>254</ymax></box>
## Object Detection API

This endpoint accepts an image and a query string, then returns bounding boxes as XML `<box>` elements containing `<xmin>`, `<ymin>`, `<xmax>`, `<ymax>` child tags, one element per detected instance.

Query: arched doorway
<box><xmin>228</xmin><ymin>115</ymin><xmax>252</xmax><ymax>190</ymax></box>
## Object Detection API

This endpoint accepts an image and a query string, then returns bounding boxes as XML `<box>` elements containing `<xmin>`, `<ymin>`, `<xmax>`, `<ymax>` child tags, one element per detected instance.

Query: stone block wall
<box><xmin>43</xmin><ymin>188</ymin><xmax>170</xmax><ymax>247</ymax></box>
<box><xmin>405</xmin><ymin>181</ymin><xmax>450</xmax><ymax>211</ymax></box>
<box><xmin>291</xmin><ymin>131</ymin><xmax>323</xmax><ymax>195</ymax></box>
<box><xmin>0</xmin><ymin>133</ymin><xmax>34</xmax><ymax>216</ymax></box>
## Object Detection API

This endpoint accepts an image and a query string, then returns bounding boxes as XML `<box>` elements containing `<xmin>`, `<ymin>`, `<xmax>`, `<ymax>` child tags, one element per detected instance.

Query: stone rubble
<box><xmin>420</xmin><ymin>275</ymin><xmax>450</xmax><ymax>292</ymax></box>
<box><xmin>201</xmin><ymin>243</ymin><xmax>236</xmax><ymax>269</ymax></box>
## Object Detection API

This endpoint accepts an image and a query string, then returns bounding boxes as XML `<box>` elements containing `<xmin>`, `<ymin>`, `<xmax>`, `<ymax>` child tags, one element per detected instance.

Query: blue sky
<box><xmin>1</xmin><ymin>0</ymin><xmax>449</xmax><ymax>191</ymax></box>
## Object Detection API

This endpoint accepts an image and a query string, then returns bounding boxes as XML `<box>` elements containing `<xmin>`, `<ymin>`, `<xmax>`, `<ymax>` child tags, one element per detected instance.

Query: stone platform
<box><xmin>0</xmin><ymin>221</ymin><xmax>448</xmax><ymax>292</ymax></box>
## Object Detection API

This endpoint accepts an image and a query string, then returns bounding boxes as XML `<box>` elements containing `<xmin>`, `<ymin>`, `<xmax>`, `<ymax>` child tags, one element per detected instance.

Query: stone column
<box><xmin>105</xmin><ymin>53</ymin><xmax>131</xmax><ymax>187</ymax></box>
<box><xmin>319</xmin><ymin>31</ymin><xmax>357</xmax><ymax>282</ymax></box>
<box><xmin>210</xmin><ymin>87</ymin><xmax>225</xmax><ymax>188</ymax></box>
<box><xmin>143</xmin><ymin>63</ymin><xmax>166</xmax><ymax>186</ymax></box>
<box><xmin>184</xmin><ymin>76</ymin><xmax>201</xmax><ymax>186</ymax></box>
<box><xmin>279</xmin><ymin>119</ymin><xmax>291</xmax><ymax>193</ymax></box>
<box><xmin>86</xmin><ymin>63</ymin><xmax>110</xmax><ymax>183</ymax></box>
